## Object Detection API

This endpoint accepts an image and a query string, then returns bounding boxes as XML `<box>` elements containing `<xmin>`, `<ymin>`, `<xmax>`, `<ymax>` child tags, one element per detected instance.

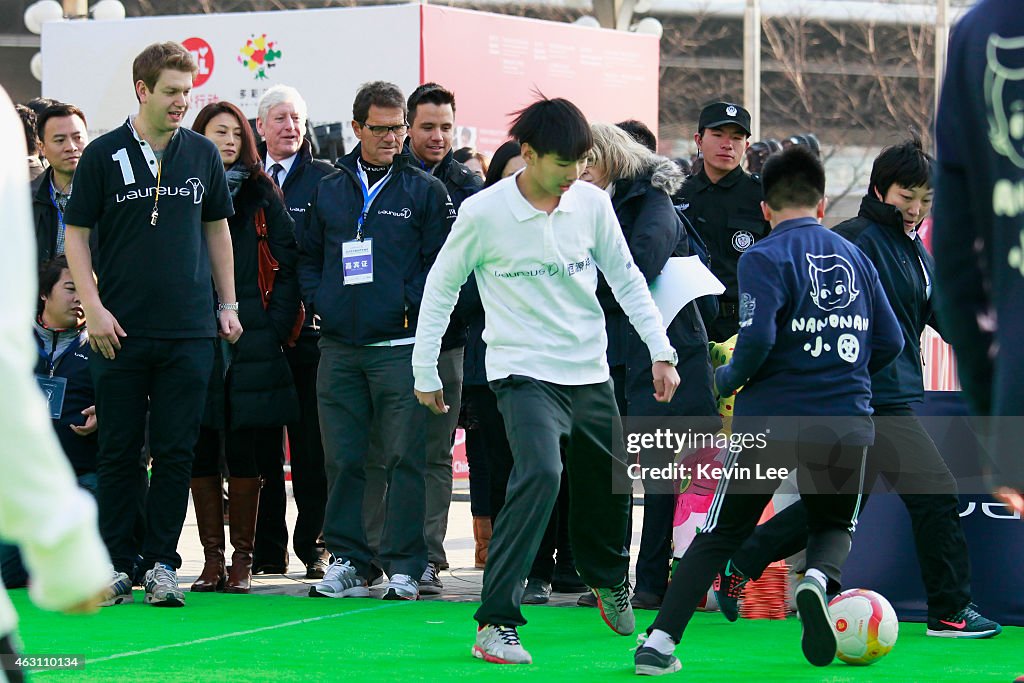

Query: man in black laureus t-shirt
<box><xmin>64</xmin><ymin>42</ymin><xmax>238</xmax><ymax>609</ymax></box>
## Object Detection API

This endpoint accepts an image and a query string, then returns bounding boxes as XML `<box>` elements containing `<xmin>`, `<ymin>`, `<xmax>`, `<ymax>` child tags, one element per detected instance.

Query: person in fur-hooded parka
<box><xmin>584</xmin><ymin>122</ymin><xmax>720</xmax><ymax>610</ymax></box>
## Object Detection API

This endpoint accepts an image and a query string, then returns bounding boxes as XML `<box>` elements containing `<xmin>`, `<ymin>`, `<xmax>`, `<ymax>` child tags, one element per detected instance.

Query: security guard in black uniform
<box><xmin>677</xmin><ymin>102</ymin><xmax>770</xmax><ymax>342</ymax></box>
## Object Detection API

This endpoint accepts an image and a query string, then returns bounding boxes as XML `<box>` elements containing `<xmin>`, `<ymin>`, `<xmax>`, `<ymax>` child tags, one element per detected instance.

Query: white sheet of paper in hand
<box><xmin>649</xmin><ymin>256</ymin><xmax>725</xmax><ymax>328</ymax></box>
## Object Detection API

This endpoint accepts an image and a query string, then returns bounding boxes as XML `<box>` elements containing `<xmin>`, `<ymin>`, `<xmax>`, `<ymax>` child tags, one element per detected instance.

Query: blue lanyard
<box><xmin>355</xmin><ymin>164</ymin><xmax>391</xmax><ymax>241</ymax></box>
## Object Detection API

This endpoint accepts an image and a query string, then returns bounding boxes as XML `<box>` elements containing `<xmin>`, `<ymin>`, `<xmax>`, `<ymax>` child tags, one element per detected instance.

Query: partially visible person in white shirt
<box><xmin>0</xmin><ymin>85</ymin><xmax>110</xmax><ymax>683</ymax></box>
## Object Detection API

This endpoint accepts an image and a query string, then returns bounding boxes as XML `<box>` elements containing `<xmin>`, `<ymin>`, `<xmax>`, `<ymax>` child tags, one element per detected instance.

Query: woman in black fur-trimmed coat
<box><xmin>584</xmin><ymin>122</ymin><xmax>720</xmax><ymax>610</ymax></box>
<box><xmin>188</xmin><ymin>101</ymin><xmax>301</xmax><ymax>594</ymax></box>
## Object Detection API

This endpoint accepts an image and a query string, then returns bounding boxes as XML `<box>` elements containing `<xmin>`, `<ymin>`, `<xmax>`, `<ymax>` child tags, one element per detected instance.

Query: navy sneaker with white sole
<box><xmin>926</xmin><ymin>604</ymin><xmax>1002</xmax><ymax>638</ymax></box>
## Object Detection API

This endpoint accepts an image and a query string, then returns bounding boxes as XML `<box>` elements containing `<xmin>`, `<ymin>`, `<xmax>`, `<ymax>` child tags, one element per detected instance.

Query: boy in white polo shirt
<box><xmin>412</xmin><ymin>97</ymin><xmax>680</xmax><ymax>665</ymax></box>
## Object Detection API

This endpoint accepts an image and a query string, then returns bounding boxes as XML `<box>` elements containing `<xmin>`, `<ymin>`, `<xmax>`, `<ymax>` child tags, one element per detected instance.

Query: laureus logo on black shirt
<box><xmin>116</xmin><ymin>178</ymin><xmax>205</xmax><ymax>205</ymax></box>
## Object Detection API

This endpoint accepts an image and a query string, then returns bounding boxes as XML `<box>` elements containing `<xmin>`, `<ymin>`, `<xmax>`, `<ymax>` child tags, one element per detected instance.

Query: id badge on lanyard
<box><xmin>343</xmin><ymin>238</ymin><xmax>374</xmax><ymax>285</ymax></box>
<box><xmin>343</xmin><ymin>164</ymin><xmax>389</xmax><ymax>285</ymax></box>
<box><xmin>36</xmin><ymin>375</ymin><xmax>68</xmax><ymax>419</ymax></box>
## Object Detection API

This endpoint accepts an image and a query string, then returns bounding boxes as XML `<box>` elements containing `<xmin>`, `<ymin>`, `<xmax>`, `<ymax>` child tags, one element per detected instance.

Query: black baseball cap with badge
<box><xmin>698</xmin><ymin>102</ymin><xmax>751</xmax><ymax>136</ymax></box>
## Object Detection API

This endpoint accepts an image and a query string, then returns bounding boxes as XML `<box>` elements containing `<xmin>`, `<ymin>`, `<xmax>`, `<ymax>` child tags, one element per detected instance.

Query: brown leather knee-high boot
<box><xmin>225</xmin><ymin>477</ymin><xmax>261</xmax><ymax>594</ymax></box>
<box><xmin>190</xmin><ymin>476</ymin><xmax>226</xmax><ymax>592</ymax></box>
<box><xmin>473</xmin><ymin>516</ymin><xmax>492</xmax><ymax>569</ymax></box>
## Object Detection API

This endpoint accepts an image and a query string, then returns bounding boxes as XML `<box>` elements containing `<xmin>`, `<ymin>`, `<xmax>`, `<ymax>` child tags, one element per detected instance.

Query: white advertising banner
<box><xmin>41</xmin><ymin>5</ymin><xmax>422</xmax><ymax>138</ymax></box>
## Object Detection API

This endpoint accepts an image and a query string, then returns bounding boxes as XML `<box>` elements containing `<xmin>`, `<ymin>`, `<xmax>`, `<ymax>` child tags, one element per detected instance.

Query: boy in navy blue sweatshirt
<box><xmin>634</xmin><ymin>146</ymin><xmax>903</xmax><ymax>675</ymax></box>
<box><xmin>708</xmin><ymin>139</ymin><xmax>1001</xmax><ymax>639</ymax></box>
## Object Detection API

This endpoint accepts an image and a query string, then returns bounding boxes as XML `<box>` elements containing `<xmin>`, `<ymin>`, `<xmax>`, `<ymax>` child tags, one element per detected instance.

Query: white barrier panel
<box><xmin>42</xmin><ymin>5</ymin><xmax>421</xmax><ymax>137</ymax></box>
<box><xmin>41</xmin><ymin>4</ymin><xmax>659</xmax><ymax>151</ymax></box>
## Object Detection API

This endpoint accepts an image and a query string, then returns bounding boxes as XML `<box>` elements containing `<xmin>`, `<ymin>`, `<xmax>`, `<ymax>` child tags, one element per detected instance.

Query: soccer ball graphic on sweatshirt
<box><xmin>828</xmin><ymin>589</ymin><xmax>899</xmax><ymax>665</ymax></box>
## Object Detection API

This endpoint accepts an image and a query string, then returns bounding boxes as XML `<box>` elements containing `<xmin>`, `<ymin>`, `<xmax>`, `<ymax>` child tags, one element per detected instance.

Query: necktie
<box><xmin>270</xmin><ymin>163</ymin><xmax>284</xmax><ymax>186</ymax></box>
<box><xmin>54</xmin><ymin>190</ymin><xmax>69</xmax><ymax>256</ymax></box>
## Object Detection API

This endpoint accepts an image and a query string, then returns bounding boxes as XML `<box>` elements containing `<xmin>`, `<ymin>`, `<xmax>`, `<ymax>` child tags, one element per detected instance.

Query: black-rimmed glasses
<box><xmin>361</xmin><ymin>122</ymin><xmax>409</xmax><ymax>138</ymax></box>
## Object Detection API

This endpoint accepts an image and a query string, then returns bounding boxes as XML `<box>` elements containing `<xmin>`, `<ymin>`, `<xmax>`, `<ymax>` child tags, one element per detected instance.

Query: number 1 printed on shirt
<box><xmin>111</xmin><ymin>147</ymin><xmax>135</xmax><ymax>187</ymax></box>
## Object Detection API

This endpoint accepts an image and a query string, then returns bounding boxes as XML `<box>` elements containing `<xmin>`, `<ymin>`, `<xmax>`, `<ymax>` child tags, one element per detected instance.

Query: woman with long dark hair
<box><xmin>188</xmin><ymin>101</ymin><xmax>301</xmax><ymax>593</ymax></box>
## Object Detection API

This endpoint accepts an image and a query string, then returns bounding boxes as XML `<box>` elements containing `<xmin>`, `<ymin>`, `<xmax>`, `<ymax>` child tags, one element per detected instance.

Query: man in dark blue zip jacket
<box><xmin>254</xmin><ymin>84</ymin><xmax>337</xmax><ymax>579</ymax></box>
<box><xmin>635</xmin><ymin>146</ymin><xmax>903</xmax><ymax>674</ymax></box>
<box><xmin>364</xmin><ymin>83</ymin><xmax>483</xmax><ymax>590</ymax></box>
<box><xmin>299</xmin><ymin>81</ymin><xmax>455</xmax><ymax>601</ymax></box>
<box><xmin>712</xmin><ymin>139</ymin><xmax>1001</xmax><ymax>638</ymax></box>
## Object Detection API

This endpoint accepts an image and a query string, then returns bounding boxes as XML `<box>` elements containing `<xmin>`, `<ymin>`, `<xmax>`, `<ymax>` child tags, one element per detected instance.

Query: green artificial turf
<box><xmin>6</xmin><ymin>590</ymin><xmax>1021</xmax><ymax>682</ymax></box>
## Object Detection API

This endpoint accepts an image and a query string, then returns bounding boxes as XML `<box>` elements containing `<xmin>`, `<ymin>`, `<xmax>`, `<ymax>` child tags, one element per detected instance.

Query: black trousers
<box><xmin>633</xmin><ymin>422</ymin><xmax>680</xmax><ymax>599</ymax></box>
<box><xmin>91</xmin><ymin>337</ymin><xmax>214</xmax><ymax>573</ymax></box>
<box><xmin>461</xmin><ymin>384</ymin><xmax>492</xmax><ymax>518</ymax></box>
<box><xmin>193</xmin><ymin>426</ymin><xmax>278</xmax><ymax>479</ymax></box>
<box><xmin>465</xmin><ymin>384</ymin><xmax>515</xmax><ymax>524</ymax></box>
<box><xmin>252</xmin><ymin>433</ymin><xmax>289</xmax><ymax>570</ymax></box>
<box><xmin>635</xmin><ymin>492</ymin><xmax>675</xmax><ymax>598</ymax></box>
<box><xmin>474</xmin><ymin>377</ymin><xmax>630</xmax><ymax>627</ymax></box>
<box><xmin>649</xmin><ymin>437</ymin><xmax>867</xmax><ymax>642</ymax></box>
<box><xmin>253</xmin><ymin>338</ymin><xmax>328</xmax><ymax>568</ymax></box>
<box><xmin>729</xmin><ymin>407</ymin><xmax>971</xmax><ymax>619</ymax></box>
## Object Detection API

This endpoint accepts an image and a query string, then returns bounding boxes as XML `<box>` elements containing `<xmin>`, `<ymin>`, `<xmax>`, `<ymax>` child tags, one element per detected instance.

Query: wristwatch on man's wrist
<box><xmin>217</xmin><ymin>302</ymin><xmax>239</xmax><ymax>312</ymax></box>
<box><xmin>653</xmin><ymin>350</ymin><xmax>679</xmax><ymax>367</ymax></box>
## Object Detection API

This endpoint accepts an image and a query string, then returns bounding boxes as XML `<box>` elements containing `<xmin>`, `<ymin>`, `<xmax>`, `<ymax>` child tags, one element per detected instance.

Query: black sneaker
<box><xmin>368</xmin><ymin>564</ymin><xmax>386</xmax><ymax>587</ymax></box>
<box><xmin>794</xmin><ymin>577</ymin><xmax>836</xmax><ymax>667</ymax></box>
<box><xmin>631</xmin><ymin>591</ymin><xmax>663</xmax><ymax>611</ymax></box>
<box><xmin>418</xmin><ymin>562</ymin><xmax>443</xmax><ymax>596</ymax></box>
<box><xmin>252</xmin><ymin>561</ymin><xmax>289</xmax><ymax>575</ymax></box>
<box><xmin>927</xmin><ymin>604</ymin><xmax>1002</xmax><ymax>638</ymax></box>
<box><xmin>522</xmin><ymin>578</ymin><xmax>551</xmax><ymax>605</ymax></box>
<box><xmin>712</xmin><ymin>562</ymin><xmax>748</xmax><ymax>622</ymax></box>
<box><xmin>635</xmin><ymin>644</ymin><xmax>682</xmax><ymax>676</ymax></box>
<box><xmin>577</xmin><ymin>591</ymin><xmax>598</xmax><ymax>607</ymax></box>
<box><xmin>305</xmin><ymin>555</ymin><xmax>331</xmax><ymax>580</ymax></box>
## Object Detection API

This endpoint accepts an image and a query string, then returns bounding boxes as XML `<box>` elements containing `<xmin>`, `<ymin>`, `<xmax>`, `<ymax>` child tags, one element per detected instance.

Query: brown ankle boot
<box><xmin>225</xmin><ymin>477</ymin><xmax>261</xmax><ymax>594</ymax></box>
<box><xmin>473</xmin><ymin>516</ymin><xmax>492</xmax><ymax>569</ymax></box>
<box><xmin>190</xmin><ymin>476</ymin><xmax>226</xmax><ymax>592</ymax></box>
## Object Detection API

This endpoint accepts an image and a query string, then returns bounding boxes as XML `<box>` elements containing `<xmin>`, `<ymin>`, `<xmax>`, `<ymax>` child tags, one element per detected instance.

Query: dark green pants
<box><xmin>474</xmin><ymin>376</ymin><xmax>630</xmax><ymax>627</ymax></box>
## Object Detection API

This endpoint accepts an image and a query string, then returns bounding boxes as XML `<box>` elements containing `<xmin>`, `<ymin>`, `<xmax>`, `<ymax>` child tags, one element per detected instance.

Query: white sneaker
<box><xmin>144</xmin><ymin>563</ymin><xmax>185</xmax><ymax>607</ymax></box>
<box><xmin>308</xmin><ymin>559</ymin><xmax>370</xmax><ymax>598</ymax></box>
<box><xmin>383</xmin><ymin>573</ymin><xmax>419</xmax><ymax>600</ymax></box>
<box><xmin>472</xmin><ymin>624</ymin><xmax>532</xmax><ymax>664</ymax></box>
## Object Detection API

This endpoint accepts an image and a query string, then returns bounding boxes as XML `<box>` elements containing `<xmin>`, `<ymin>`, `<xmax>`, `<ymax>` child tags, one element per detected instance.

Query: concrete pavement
<box><xmin>176</xmin><ymin>486</ymin><xmax>648</xmax><ymax>608</ymax></box>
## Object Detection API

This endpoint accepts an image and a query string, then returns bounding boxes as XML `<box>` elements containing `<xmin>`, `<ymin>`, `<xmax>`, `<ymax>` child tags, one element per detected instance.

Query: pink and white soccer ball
<box><xmin>828</xmin><ymin>589</ymin><xmax>899</xmax><ymax>665</ymax></box>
